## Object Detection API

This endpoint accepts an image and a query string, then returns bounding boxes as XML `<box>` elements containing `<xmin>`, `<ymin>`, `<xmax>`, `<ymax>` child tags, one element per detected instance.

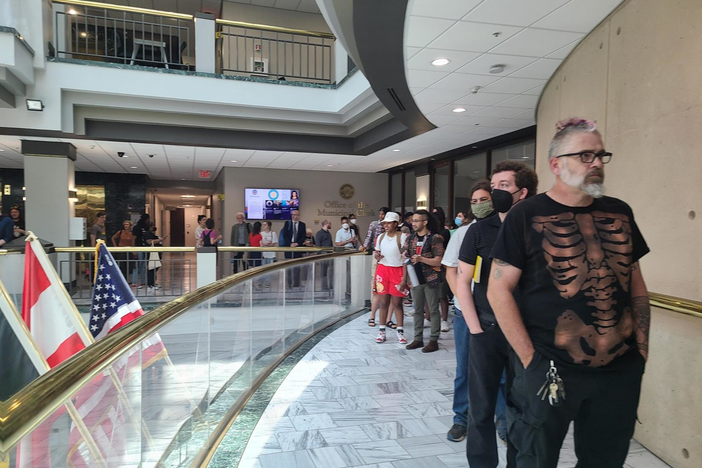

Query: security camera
<box><xmin>470</xmin><ymin>86</ymin><xmax>481</xmax><ymax>95</ymax></box>
<box><xmin>118</xmin><ymin>152</ymin><xmax>125</xmax><ymax>157</ymax></box>
<box><xmin>148</xmin><ymin>154</ymin><xmax>155</xmax><ymax>158</ymax></box>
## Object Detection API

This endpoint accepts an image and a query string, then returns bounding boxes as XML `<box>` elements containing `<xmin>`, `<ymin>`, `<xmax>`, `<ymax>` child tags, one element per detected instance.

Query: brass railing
<box><xmin>0</xmin><ymin>250</ymin><xmax>363</xmax><ymax>453</ymax></box>
<box><xmin>649</xmin><ymin>292</ymin><xmax>702</xmax><ymax>319</ymax></box>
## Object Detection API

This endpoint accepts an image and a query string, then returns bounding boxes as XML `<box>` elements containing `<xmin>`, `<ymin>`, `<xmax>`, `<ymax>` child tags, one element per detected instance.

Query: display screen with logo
<box><xmin>245</xmin><ymin>188</ymin><xmax>300</xmax><ymax>220</ymax></box>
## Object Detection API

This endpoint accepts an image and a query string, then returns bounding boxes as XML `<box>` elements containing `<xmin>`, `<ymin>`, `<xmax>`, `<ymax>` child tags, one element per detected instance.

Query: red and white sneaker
<box><xmin>397</xmin><ymin>330</ymin><xmax>407</xmax><ymax>344</ymax></box>
<box><xmin>375</xmin><ymin>329</ymin><xmax>386</xmax><ymax>343</ymax></box>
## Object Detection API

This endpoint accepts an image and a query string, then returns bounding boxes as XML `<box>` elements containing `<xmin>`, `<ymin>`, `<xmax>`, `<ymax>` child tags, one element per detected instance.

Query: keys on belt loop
<box><xmin>536</xmin><ymin>360</ymin><xmax>566</xmax><ymax>407</ymax></box>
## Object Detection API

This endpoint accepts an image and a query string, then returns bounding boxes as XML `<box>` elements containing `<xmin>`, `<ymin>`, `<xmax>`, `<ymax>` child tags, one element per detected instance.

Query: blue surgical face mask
<box><xmin>454</xmin><ymin>216</ymin><xmax>463</xmax><ymax>226</ymax></box>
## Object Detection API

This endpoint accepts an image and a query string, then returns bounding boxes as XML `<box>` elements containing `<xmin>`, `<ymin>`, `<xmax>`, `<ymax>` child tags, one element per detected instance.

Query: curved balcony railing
<box><xmin>0</xmin><ymin>250</ymin><xmax>371</xmax><ymax>468</ymax></box>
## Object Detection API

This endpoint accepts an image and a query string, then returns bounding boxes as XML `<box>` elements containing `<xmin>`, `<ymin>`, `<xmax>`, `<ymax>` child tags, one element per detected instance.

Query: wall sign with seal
<box><xmin>339</xmin><ymin>184</ymin><xmax>355</xmax><ymax>199</ymax></box>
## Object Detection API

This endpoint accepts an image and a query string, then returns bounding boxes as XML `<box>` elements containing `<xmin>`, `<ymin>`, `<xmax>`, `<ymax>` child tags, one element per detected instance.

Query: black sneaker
<box><xmin>447</xmin><ymin>424</ymin><xmax>466</xmax><ymax>442</ymax></box>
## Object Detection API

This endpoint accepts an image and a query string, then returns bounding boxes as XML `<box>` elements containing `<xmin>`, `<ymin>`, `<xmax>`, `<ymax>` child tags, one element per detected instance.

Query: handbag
<box><xmin>148</xmin><ymin>251</ymin><xmax>162</xmax><ymax>270</ymax></box>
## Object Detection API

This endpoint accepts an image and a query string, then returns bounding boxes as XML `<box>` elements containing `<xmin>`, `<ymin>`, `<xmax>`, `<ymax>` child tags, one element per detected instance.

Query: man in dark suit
<box><xmin>279</xmin><ymin>209</ymin><xmax>306</xmax><ymax>288</ymax></box>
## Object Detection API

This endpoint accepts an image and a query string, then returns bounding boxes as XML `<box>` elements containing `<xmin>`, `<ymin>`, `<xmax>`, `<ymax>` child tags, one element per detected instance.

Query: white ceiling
<box><xmin>0</xmin><ymin>0</ymin><xmax>624</xmax><ymax>175</ymax></box>
<box><xmin>394</xmin><ymin>0</ymin><xmax>624</xmax><ymax>168</ymax></box>
<box><xmin>224</xmin><ymin>0</ymin><xmax>320</xmax><ymax>14</ymax></box>
<box><xmin>0</xmin><ymin>136</ymin><xmax>376</xmax><ymax>179</ymax></box>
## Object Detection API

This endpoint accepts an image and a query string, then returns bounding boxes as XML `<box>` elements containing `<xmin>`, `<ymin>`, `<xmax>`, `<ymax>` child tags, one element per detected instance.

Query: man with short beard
<box><xmin>488</xmin><ymin>118</ymin><xmax>651</xmax><ymax>468</ymax></box>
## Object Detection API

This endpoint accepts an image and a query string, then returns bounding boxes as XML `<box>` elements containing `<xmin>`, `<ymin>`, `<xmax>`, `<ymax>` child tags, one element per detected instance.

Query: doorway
<box><xmin>170</xmin><ymin>208</ymin><xmax>185</xmax><ymax>246</ymax></box>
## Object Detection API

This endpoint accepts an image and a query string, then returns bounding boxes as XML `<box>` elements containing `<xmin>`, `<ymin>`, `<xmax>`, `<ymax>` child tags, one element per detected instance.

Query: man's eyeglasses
<box><xmin>555</xmin><ymin>150</ymin><xmax>612</xmax><ymax>164</ymax></box>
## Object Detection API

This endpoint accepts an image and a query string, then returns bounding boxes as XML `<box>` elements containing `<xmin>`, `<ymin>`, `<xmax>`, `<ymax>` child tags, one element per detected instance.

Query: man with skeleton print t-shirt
<box><xmin>488</xmin><ymin>118</ymin><xmax>651</xmax><ymax>468</ymax></box>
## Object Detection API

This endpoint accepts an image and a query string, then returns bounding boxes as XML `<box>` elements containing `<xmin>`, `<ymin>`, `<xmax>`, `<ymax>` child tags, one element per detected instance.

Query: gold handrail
<box><xmin>53</xmin><ymin>246</ymin><xmax>335</xmax><ymax>253</ymax></box>
<box><xmin>51</xmin><ymin>0</ymin><xmax>194</xmax><ymax>20</ymax></box>
<box><xmin>649</xmin><ymin>292</ymin><xmax>702</xmax><ymax>319</ymax></box>
<box><xmin>0</xmin><ymin>251</ymin><xmax>363</xmax><ymax>452</ymax></box>
<box><xmin>216</xmin><ymin>18</ymin><xmax>335</xmax><ymax>39</ymax></box>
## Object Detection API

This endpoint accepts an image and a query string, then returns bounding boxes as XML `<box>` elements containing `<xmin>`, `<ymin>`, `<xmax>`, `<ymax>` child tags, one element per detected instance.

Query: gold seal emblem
<box><xmin>339</xmin><ymin>184</ymin><xmax>355</xmax><ymax>199</ymax></box>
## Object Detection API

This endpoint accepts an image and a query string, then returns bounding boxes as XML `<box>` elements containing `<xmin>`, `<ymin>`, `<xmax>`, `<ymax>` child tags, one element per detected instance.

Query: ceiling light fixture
<box><xmin>230</xmin><ymin>160</ymin><xmax>238</xmax><ymax>163</ymax></box>
<box><xmin>452</xmin><ymin>108</ymin><xmax>466</xmax><ymax>113</ymax></box>
<box><xmin>26</xmin><ymin>99</ymin><xmax>44</xmax><ymax>111</ymax></box>
<box><xmin>392</xmin><ymin>149</ymin><xmax>401</xmax><ymax>152</ymax></box>
<box><xmin>326</xmin><ymin>164</ymin><xmax>334</xmax><ymax>167</ymax></box>
<box><xmin>130</xmin><ymin>166</ymin><xmax>138</xmax><ymax>169</ymax></box>
<box><xmin>68</xmin><ymin>9</ymin><xmax>78</xmax><ymax>15</ymax></box>
<box><xmin>0</xmin><ymin>149</ymin><xmax>4</xmax><ymax>152</ymax></box>
<box><xmin>489</xmin><ymin>64</ymin><xmax>505</xmax><ymax>74</ymax></box>
<box><xmin>181</xmin><ymin>195</ymin><xmax>196</xmax><ymax>198</ymax></box>
<box><xmin>431</xmin><ymin>58</ymin><xmax>451</xmax><ymax>67</ymax></box>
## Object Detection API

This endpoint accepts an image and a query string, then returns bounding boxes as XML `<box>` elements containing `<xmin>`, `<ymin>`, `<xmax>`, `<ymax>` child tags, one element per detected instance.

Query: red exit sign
<box><xmin>199</xmin><ymin>170</ymin><xmax>211</xmax><ymax>178</ymax></box>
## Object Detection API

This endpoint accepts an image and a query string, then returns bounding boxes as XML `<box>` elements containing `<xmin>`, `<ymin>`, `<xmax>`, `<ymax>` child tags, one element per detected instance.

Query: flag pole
<box><xmin>96</xmin><ymin>240</ymin><xmax>203</xmax><ymax>419</ymax></box>
<box><xmin>1</xmin><ymin>279</ymin><xmax>108</xmax><ymax>468</ymax></box>
<box><xmin>24</xmin><ymin>234</ymin><xmax>156</xmax><ymax>451</ymax></box>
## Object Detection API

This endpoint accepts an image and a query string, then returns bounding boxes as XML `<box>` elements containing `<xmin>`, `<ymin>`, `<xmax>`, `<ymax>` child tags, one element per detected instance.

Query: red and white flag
<box><xmin>21</xmin><ymin>234</ymin><xmax>92</xmax><ymax>367</ymax></box>
<box><xmin>17</xmin><ymin>234</ymin><xmax>95</xmax><ymax>468</ymax></box>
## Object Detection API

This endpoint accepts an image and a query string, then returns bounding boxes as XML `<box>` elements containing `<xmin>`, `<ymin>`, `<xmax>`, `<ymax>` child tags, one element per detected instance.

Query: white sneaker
<box><xmin>375</xmin><ymin>329</ymin><xmax>386</xmax><ymax>343</ymax></box>
<box><xmin>441</xmin><ymin>320</ymin><xmax>450</xmax><ymax>332</ymax></box>
<box><xmin>397</xmin><ymin>330</ymin><xmax>407</xmax><ymax>344</ymax></box>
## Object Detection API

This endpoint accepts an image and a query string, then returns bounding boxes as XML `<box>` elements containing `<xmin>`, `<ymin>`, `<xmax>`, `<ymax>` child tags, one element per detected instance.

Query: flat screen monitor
<box><xmin>245</xmin><ymin>188</ymin><xmax>300</xmax><ymax>220</ymax></box>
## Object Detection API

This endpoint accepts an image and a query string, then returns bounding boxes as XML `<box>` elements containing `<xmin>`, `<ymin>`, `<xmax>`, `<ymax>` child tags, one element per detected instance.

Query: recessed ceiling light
<box><xmin>181</xmin><ymin>195</ymin><xmax>195</xmax><ymax>198</ymax></box>
<box><xmin>230</xmin><ymin>160</ymin><xmax>238</xmax><ymax>163</ymax></box>
<box><xmin>472</xmin><ymin>146</ymin><xmax>478</xmax><ymax>149</ymax></box>
<box><xmin>452</xmin><ymin>108</ymin><xmax>466</xmax><ymax>113</ymax></box>
<box><xmin>326</xmin><ymin>164</ymin><xmax>334</xmax><ymax>167</ymax></box>
<box><xmin>130</xmin><ymin>166</ymin><xmax>138</xmax><ymax>169</ymax></box>
<box><xmin>0</xmin><ymin>149</ymin><xmax>4</xmax><ymax>152</ymax></box>
<box><xmin>392</xmin><ymin>149</ymin><xmax>401</xmax><ymax>152</ymax></box>
<box><xmin>431</xmin><ymin>58</ymin><xmax>451</xmax><ymax>67</ymax></box>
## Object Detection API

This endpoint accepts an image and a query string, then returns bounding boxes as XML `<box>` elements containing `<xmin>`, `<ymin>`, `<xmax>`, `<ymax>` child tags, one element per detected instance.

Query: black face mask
<box><xmin>491</xmin><ymin>188</ymin><xmax>521</xmax><ymax>213</ymax></box>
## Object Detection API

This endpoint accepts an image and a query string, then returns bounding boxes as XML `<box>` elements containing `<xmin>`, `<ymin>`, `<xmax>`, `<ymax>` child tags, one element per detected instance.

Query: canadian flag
<box><xmin>21</xmin><ymin>235</ymin><xmax>93</xmax><ymax>367</ymax></box>
<box><xmin>17</xmin><ymin>234</ymin><xmax>94</xmax><ymax>468</ymax></box>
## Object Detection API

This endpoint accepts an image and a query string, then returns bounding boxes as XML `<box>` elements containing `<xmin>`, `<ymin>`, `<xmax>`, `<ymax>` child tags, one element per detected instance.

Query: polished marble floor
<box><xmin>238</xmin><ymin>310</ymin><xmax>671</xmax><ymax>468</ymax></box>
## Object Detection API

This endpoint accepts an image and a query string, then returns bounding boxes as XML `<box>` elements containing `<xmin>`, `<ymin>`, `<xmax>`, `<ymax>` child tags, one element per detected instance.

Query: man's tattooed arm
<box><xmin>631</xmin><ymin>296</ymin><xmax>651</xmax><ymax>360</ymax></box>
<box><xmin>493</xmin><ymin>259</ymin><xmax>509</xmax><ymax>280</ymax></box>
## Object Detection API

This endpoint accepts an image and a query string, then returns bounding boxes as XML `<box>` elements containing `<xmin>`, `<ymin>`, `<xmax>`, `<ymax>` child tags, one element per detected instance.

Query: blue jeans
<box><xmin>453</xmin><ymin>308</ymin><xmax>507</xmax><ymax>433</ymax></box>
<box><xmin>131</xmin><ymin>252</ymin><xmax>147</xmax><ymax>285</ymax></box>
<box><xmin>453</xmin><ymin>308</ymin><xmax>471</xmax><ymax>426</ymax></box>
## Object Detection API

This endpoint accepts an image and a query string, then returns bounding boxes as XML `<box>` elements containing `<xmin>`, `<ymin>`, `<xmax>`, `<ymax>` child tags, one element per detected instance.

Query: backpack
<box><xmin>378</xmin><ymin>232</ymin><xmax>402</xmax><ymax>252</ymax></box>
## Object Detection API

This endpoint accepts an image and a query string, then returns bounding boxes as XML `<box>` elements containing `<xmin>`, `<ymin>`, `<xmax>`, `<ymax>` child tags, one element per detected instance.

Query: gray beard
<box><xmin>560</xmin><ymin>164</ymin><xmax>606</xmax><ymax>199</ymax></box>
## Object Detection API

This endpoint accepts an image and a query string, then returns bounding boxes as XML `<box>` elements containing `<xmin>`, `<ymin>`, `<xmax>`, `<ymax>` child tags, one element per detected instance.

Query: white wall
<box><xmin>0</xmin><ymin>0</ymin><xmax>48</xmax><ymax>68</ymax></box>
<box><xmin>221</xmin><ymin>3</ymin><xmax>332</xmax><ymax>33</ymax></box>
<box><xmin>0</xmin><ymin>60</ymin><xmax>371</xmax><ymax>134</ymax></box>
<box><xmin>223</xmin><ymin>167</ymin><xmax>387</xmax><ymax>245</ymax></box>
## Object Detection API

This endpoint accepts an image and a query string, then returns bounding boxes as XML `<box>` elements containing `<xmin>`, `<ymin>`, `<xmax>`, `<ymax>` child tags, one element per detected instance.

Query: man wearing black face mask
<box><xmin>457</xmin><ymin>161</ymin><xmax>538</xmax><ymax>468</ymax></box>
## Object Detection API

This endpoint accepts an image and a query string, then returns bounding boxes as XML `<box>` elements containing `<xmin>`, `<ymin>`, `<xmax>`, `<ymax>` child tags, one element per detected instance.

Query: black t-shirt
<box><xmin>491</xmin><ymin>193</ymin><xmax>649</xmax><ymax>369</ymax></box>
<box><xmin>413</xmin><ymin>234</ymin><xmax>427</xmax><ymax>285</ymax></box>
<box><xmin>459</xmin><ymin>214</ymin><xmax>511</xmax><ymax>323</ymax></box>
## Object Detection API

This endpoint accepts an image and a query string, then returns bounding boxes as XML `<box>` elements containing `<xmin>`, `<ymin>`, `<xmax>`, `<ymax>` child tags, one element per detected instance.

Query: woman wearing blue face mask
<box><xmin>451</xmin><ymin>211</ymin><xmax>473</xmax><ymax>234</ymax></box>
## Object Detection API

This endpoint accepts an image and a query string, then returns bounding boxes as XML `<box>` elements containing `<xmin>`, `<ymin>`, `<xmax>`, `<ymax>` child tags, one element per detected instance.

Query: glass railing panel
<box><xmin>2</xmin><ymin>253</ymin><xmax>369</xmax><ymax>468</ymax></box>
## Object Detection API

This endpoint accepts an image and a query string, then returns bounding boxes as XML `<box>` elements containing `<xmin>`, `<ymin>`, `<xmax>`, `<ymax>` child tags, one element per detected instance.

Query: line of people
<box><xmin>442</xmin><ymin>119</ymin><xmax>650</xmax><ymax>468</ymax></box>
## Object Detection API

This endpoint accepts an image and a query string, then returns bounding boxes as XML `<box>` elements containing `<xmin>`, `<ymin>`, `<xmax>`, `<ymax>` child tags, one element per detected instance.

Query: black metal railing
<box><xmin>54</xmin><ymin>2</ymin><xmax>193</xmax><ymax>70</ymax></box>
<box><xmin>217</xmin><ymin>20</ymin><xmax>334</xmax><ymax>84</ymax></box>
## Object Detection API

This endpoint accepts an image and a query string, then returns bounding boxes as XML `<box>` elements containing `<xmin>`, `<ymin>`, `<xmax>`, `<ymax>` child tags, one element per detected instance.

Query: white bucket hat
<box><xmin>381</xmin><ymin>212</ymin><xmax>401</xmax><ymax>224</ymax></box>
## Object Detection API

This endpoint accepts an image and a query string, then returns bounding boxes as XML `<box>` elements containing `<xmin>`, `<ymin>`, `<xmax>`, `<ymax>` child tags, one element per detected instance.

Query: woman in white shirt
<box><xmin>260</xmin><ymin>221</ymin><xmax>278</xmax><ymax>289</ymax></box>
<box><xmin>373</xmin><ymin>212</ymin><xmax>408</xmax><ymax>345</ymax></box>
<box><xmin>260</xmin><ymin>221</ymin><xmax>278</xmax><ymax>265</ymax></box>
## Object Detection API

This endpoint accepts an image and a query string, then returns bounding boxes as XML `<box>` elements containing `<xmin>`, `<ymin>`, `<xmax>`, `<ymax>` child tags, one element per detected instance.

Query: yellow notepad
<box><xmin>473</xmin><ymin>255</ymin><xmax>483</xmax><ymax>283</ymax></box>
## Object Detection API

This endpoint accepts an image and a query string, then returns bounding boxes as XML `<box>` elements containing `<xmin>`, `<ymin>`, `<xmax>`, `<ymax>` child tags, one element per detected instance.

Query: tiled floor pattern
<box><xmin>239</xmin><ymin>311</ymin><xmax>671</xmax><ymax>468</ymax></box>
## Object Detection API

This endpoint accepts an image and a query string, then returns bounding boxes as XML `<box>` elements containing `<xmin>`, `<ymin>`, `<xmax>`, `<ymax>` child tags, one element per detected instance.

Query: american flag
<box><xmin>89</xmin><ymin>243</ymin><xmax>144</xmax><ymax>338</ymax></box>
<box><xmin>66</xmin><ymin>242</ymin><xmax>166</xmax><ymax>467</ymax></box>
